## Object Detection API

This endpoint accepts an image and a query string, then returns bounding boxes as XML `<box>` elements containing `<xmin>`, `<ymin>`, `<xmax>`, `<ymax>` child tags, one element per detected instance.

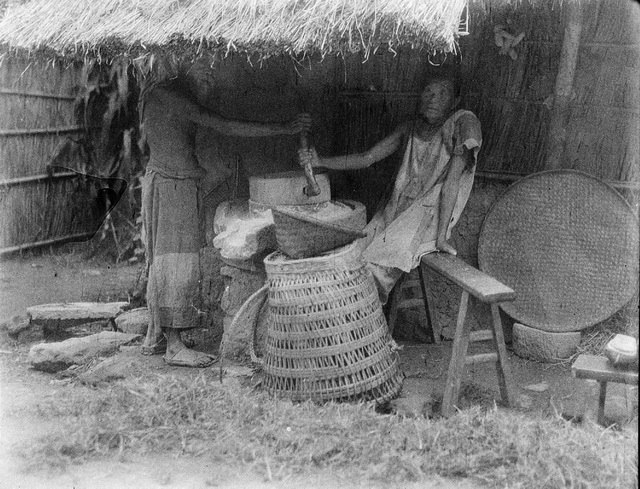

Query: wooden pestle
<box><xmin>300</xmin><ymin>132</ymin><xmax>321</xmax><ymax>197</ymax></box>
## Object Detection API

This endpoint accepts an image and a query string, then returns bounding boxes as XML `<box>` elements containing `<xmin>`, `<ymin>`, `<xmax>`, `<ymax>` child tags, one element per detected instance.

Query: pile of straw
<box><xmin>0</xmin><ymin>0</ymin><xmax>467</xmax><ymax>61</ymax></box>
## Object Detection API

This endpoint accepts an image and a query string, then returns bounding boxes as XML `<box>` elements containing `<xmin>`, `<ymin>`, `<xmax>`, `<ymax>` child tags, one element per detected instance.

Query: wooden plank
<box><xmin>491</xmin><ymin>304</ymin><xmax>516</xmax><ymax>407</ymax></box>
<box><xmin>419</xmin><ymin>262</ymin><xmax>440</xmax><ymax>343</ymax></box>
<box><xmin>441</xmin><ymin>290</ymin><xmax>471</xmax><ymax>417</ymax></box>
<box><xmin>572</xmin><ymin>354</ymin><xmax>639</xmax><ymax>385</ymax></box>
<box><xmin>469</xmin><ymin>330</ymin><xmax>494</xmax><ymax>342</ymax></box>
<box><xmin>465</xmin><ymin>352</ymin><xmax>498</xmax><ymax>365</ymax></box>
<box><xmin>421</xmin><ymin>253</ymin><xmax>516</xmax><ymax>303</ymax></box>
<box><xmin>397</xmin><ymin>298</ymin><xmax>424</xmax><ymax>309</ymax></box>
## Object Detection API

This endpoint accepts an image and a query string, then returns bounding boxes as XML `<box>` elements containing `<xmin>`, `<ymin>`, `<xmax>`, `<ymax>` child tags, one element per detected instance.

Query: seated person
<box><xmin>298</xmin><ymin>75</ymin><xmax>482</xmax><ymax>304</ymax></box>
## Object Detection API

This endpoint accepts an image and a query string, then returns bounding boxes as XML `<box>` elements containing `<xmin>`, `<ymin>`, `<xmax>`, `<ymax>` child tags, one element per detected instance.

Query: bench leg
<box><xmin>597</xmin><ymin>382</ymin><xmax>608</xmax><ymax>426</ymax></box>
<box><xmin>418</xmin><ymin>262</ymin><xmax>440</xmax><ymax>344</ymax></box>
<box><xmin>386</xmin><ymin>276</ymin><xmax>403</xmax><ymax>336</ymax></box>
<box><xmin>442</xmin><ymin>290</ymin><xmax>471</xmax><ymax>417</ymax></box>
<box><xmin>490</xmin><ymin>304</ymin><xmax>515</xmax><ymax>408</ymax></box>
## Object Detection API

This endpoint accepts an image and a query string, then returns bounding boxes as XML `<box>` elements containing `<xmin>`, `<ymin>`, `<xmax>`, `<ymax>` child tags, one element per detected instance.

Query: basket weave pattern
<box><xmin>271</xmin><ymin>201</ymin><xmax>366</xmax><ymax>259</ymax></box>
<box><xmin>478</xmin><ymin>170</ymin><xmax>639</xmax><ymax>332</ymax></box>
<box><xmin>262</xmin><ymin>247</ymin><xmax>403</xmax><ymax>403</ymax></box>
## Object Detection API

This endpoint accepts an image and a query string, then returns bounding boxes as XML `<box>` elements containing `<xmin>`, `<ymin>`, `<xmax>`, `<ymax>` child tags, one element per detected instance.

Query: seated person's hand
<box><xmin>288</xmin><ymin>113</ymin><xmax>312</xmax><ymax>134</ymax></box>
<box><xmin>436</xmin><ymin>237</ymin><xmax>457</xmax><ymax>256</ymax></box>
<box><xmin>298</xmin><ymin>146</ymin><xmax>319</xmax><ymax>168</ymax></box>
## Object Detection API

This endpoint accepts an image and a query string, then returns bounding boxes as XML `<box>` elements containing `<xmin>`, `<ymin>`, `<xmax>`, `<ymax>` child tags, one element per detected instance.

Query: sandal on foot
<box><xmin>140</xmin><ymin>337</ymin><xmax>167</xmax><ymax>356</ymax></box>
<box><xmin>163</xmin><ymin>347</ymin><xmax>217</xmax><ymax>368</ymax></box>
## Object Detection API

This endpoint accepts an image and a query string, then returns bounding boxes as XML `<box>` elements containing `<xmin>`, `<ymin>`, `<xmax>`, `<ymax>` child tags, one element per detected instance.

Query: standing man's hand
<box><xmin>298</xmin><ymin>147</ymin><xmax>319</xmax><ymax>169</ymax></box>
<box><xmin>288</xmin><ymin>113</ymin><xmax>312</xmax><ymax>134</ymax></box>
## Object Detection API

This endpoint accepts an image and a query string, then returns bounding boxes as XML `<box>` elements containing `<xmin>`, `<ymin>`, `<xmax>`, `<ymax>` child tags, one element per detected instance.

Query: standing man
<box><xmin>299</xmin><ymin>74</ymin><xmax>481</xmax><ymax>305</ymax></box>
<box><xmin>141</xmin><ymin>80</ymin><xmax>311</xmax><ymax>367</ymax></box>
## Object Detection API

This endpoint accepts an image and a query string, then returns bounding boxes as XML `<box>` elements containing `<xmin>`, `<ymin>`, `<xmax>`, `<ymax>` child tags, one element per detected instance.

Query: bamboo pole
<box><xmin>0</xmin><ymin>125</ymin><xmax>88</xmax><ymax>136</ymax></box>
<box><xmin>545</xmin><ymin>1</ymin><xmax>583</xmax><ymax>170</ymax></box>
<box><xmin>0</xmin><ymin>171</ymin><xmax>77</xmax><ymax>187</ymax></box>
<box><xmin>475</xmin><ymin>170</ymin><xmax>640</xmax><ymax>191</ymax></box>
<box><xmin>0</xmin><ymin>88</ymin><xmax>76</xmax><ymax>100</ymax></box>
<box><xmin>0</xmin><ymin>231</ymin><xmax>96</xmax><ymax>256</ymax></box>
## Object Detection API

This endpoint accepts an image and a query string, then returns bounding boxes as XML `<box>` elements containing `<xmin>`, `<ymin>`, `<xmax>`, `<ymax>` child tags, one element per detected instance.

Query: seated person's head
<box><xmin>419</xmin><ymin>75</ymin><xmax>460</xmax><ymax>125</ymax></box>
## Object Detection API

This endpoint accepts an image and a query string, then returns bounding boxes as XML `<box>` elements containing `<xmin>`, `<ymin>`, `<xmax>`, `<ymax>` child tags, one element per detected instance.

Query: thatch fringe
<box><xmin>0</xmin><ymin>0</ymin><xmax>467</xmax><ymax>61</ymax></box>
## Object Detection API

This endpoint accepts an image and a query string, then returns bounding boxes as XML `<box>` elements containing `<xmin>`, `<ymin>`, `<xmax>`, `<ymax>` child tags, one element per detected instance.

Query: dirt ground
<box><xmin>0</xmin><ymin>246</ymin><xmax>637</xmax><ymax>488</ymax></box>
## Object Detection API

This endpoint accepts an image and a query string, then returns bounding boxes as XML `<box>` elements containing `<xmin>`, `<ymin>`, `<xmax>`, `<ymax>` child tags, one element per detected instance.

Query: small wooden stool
<box><xmin>571</xmin><ymin>354</ymin><xmax>639</xmax><ymax>425</ymax></box>
<box><xmin>418</xmin><ymin>253</ymin><xmax>516</xmax><ymax>417</ymax></box>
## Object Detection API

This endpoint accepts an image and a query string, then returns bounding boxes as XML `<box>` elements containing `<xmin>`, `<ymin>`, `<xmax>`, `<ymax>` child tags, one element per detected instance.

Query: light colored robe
<box><xmin>361</xmin><ymin>109</ymin><xmax>482</xmax><ymax>273</ymax></box>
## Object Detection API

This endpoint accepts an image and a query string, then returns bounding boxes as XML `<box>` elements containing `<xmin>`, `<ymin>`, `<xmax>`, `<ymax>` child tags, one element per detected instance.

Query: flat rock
<box><xmin>77</xmin><ymin>355</ymin><xmax>145</xmax><ymax>386</ymax></box>
<box><xmin>27</xmin><ymin>302</ymin><xmax>128</xmax><ymax>327</ymax></box>
<box><xmin>28</xmin><ymin>331</ymin><xmax>141</xmax><ymax>372</ymax></box>
<box><xmin>114</xmin><ymin>307</ymin><xmax>150</xmax><ymax>335</ymax></box>
<box><xmin>513</xmin><ymin>323</ymin><xmax>581</xmax><ymax>363</ymax></box>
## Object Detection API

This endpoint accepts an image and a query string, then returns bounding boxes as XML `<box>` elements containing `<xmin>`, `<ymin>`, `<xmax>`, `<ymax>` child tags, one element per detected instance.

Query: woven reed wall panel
<box><xmin>0</xmin><ymin>58</ymin><xmax>99</xmax><ymax>249</ymax></box>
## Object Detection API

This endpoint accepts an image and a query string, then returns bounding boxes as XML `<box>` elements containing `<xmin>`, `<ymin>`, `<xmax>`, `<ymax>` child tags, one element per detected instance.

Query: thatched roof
<box><xmin>0</xmin><ymin>0</ymin><xmax>468</xmax><ymax>62</ymax></box>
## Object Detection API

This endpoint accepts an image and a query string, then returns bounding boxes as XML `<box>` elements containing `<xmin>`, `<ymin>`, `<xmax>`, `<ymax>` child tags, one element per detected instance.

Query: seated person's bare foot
<box><xmin>436</xmin><ymin>238</ymin><xmax>457</xmax><ymax>256</ymax></box>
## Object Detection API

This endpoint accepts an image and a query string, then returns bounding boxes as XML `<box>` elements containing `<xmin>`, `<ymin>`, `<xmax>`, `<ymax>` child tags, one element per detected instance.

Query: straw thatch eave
<box><xmin>0</xmin><ymin>0</ymin><xmax>469</xmax><ymax>63</ymax></box>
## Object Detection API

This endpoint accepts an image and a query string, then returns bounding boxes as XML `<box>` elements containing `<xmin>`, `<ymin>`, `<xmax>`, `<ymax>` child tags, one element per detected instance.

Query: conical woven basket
<box><xmin>262</xmin><ymin>243</ymin><xmax>403</xmax><ymax>403</ymax></box>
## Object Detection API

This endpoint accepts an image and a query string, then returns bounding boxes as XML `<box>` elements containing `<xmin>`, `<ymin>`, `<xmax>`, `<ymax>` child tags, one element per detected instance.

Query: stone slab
<box><xmin>28</xmin><ymin>331</ymin><xmax>141</xmax><ymax>372</ymax></box>
<box><xmin>513</xmin><ymin>322</ymin><xmax>581</xmax><ymax>363</ymax></box>
<box><xmin>27</xmin><ymin>302</ymin><xmax>128</xmax><ymax>327</ymax></box>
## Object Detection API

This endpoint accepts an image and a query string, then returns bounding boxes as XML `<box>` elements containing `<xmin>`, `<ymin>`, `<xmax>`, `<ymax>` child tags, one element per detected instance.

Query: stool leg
<box><xmin>418</xmin><ymin>263</ymin><xmax>440</xmax><ymax>344</ymax></box>
<box><xmin>442</xmin><ymin>290</ymin><xmax>471</xmax><ymax>417</ymax></box>
<box><xmin>490</xmin><ymin>304</ymin><xmax>515</xmax><ymax>407</ymax></box>
<box><xmin>597</xmin><ymin>382</ymin><xmax>607</xmax><ymax>426</ymax></box>
<box><xmin>386</xmin><ymin>275</ymin><xmax>403</xmax><ymax>336</ymax></box>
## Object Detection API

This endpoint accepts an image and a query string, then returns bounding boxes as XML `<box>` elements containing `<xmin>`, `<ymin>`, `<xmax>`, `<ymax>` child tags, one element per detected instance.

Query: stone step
<box><xmin>27</xmin><ymin>302</ymin><xmax>128</xmax><ymax>328</ymax></box>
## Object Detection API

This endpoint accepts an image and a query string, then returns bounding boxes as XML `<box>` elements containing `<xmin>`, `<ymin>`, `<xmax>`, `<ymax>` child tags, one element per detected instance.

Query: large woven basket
<box><xmin>478</xmin><ymin>170</ymin><xmax>639</xmax><ymax>332</ymax></box>
<box><xmin>262</xmin><ymin>243</ymin><xmax>403</xmax><ymax>403</ymax></box>
<box><xmin>272</xmin><ymin>200</ymin><xmax>367</xmax><ymax>259</ymax></box>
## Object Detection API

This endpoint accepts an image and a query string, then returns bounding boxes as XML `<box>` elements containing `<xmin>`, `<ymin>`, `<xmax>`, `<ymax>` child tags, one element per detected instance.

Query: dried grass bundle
<box><xmin>0</xmin><ymin>0</ymin><xmax>468</xmax><ymax>60</ymax></box>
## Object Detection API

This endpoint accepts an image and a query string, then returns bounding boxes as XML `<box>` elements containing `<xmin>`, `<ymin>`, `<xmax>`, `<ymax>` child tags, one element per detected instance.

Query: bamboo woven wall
<box><xmin>462</xmin><ymin>0</ymin><xmax>639</xmax><ymax>184</ymax></box>
<box><xmin>0</xmin><ymin>58</ymin><xmax>98</xmax><ymax>250</ymax></box>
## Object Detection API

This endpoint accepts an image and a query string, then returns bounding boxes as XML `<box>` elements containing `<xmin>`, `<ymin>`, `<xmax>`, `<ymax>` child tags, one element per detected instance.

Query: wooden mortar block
<box><xmin>249</xmin><ymin>170</ymin><xmax>330</xmax><ymax>206</ymax></box>
<box><xmin>513</xmin><ymin>322</ymin><xmax>581</xmax><ymax>363</ymax></box>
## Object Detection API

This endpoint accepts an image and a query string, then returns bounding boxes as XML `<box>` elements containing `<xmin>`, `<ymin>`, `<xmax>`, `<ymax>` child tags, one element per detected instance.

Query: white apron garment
<box><xmin>361</xmin><ymin>109</ymin><xmax>481</xmax><ymax>273</ymax></box>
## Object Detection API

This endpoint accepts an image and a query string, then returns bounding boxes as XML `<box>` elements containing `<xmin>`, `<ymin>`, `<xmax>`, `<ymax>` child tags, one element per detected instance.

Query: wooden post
<box><xmin>546</xmin><ymin>1</ymin><xmax>583</xmax><ymax>170</ymax></box>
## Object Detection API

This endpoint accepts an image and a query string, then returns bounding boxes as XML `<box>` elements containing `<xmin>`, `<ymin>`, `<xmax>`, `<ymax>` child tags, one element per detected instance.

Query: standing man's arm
<box><xmin>156</xmin><ymin>87</ymin><xmax>311</xmax><ymax>136</ymax></box>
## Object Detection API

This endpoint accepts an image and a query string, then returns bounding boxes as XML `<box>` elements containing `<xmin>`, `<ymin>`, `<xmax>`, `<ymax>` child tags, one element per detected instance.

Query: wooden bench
<box><xmin>388</xmin><ymin>252</ymin><xmax>516</xmax><ymax>417</ymax></box>
<box><xmin>571</xmin><ymin>354</ymin><xmax>639</xmax><ymax>425</ymax></box>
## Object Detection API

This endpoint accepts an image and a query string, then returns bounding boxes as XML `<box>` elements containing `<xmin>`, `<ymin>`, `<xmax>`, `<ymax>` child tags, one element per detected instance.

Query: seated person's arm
<box><xmin>435</xmin><ymin>148</ymin><xmax>474</xmax><ymax>255</ymax></box>
<box><xmin>156</xmin><ymin>87</ymin><xmax>310</xmax><ymax>137</ymax></box>
<box><xmin>301</xmin><ymin>123</ymin><xmax>409</xmax><ymax>171</ymax></box>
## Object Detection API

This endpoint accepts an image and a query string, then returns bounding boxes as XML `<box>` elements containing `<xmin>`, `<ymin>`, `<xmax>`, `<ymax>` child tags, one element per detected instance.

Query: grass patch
<box><xmin>18</xmin><ymin>374</ymin><xmax>638</xmax><ymax>488</ymax></box>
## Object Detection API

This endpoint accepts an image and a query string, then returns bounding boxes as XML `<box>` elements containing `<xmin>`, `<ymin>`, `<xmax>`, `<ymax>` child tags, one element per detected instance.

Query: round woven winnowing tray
<box><xmin>478</xmin><ymin>170</ymin><xmax>639</xmax><ymax>332</ymax></box>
